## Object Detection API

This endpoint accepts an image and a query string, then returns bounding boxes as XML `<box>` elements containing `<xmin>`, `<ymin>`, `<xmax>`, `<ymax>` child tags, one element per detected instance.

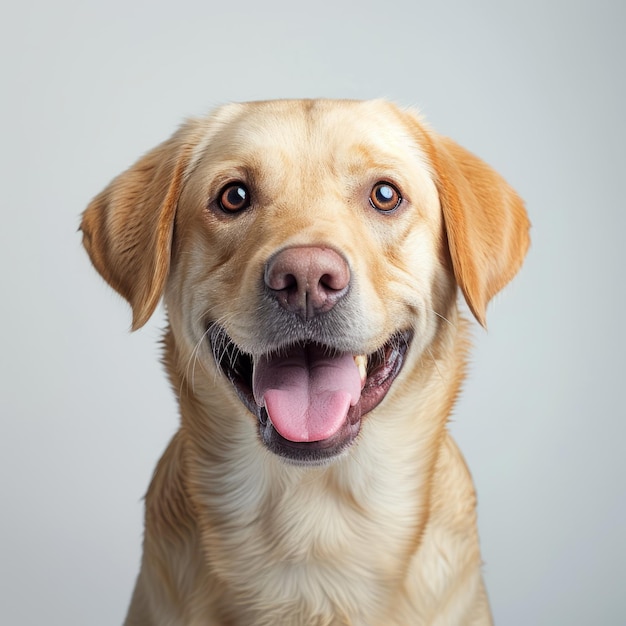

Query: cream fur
<box><xmin>81</xmin><ymin>99</ymin><xmax>529</xmax><ymax>625</ymax></box>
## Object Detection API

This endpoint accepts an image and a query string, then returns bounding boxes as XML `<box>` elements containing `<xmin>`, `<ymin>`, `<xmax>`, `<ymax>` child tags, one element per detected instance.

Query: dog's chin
<box><xmin>207</xmin><ymin>327</ymin><xmax>413</xmax><ymax>466</ymax></box>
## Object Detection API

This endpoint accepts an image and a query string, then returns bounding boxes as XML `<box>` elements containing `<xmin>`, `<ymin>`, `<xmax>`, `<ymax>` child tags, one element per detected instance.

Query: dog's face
<box><xmin>81</xmin><ymin>99</ymin><xmax>529</xmax><ymax>465</ymax></box>
<box><xmin>167</xmin><ymin>100</ymin><xmax>451</xmax><ymax>463</ymax></box>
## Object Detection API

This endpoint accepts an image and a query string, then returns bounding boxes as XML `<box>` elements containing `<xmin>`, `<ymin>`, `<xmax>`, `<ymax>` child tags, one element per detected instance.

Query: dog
<box><xmin>81</xmin><ymin>99</ymin><xmax>529</xmax><ymax>625</ymax></box>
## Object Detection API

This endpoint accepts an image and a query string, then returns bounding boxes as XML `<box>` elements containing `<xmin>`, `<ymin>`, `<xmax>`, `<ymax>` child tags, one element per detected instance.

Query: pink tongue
<box><xmin>252</xmin><ymin>345</ymin><xmax>362</xmax><ymax>443</ymax></box>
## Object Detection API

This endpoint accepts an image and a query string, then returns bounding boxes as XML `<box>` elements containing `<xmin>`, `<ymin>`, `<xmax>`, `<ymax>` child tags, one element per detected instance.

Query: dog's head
<box><xmin>81</xmin><ymin>99</ymin><xmax>529</xmax><ymax>465</ymax></box>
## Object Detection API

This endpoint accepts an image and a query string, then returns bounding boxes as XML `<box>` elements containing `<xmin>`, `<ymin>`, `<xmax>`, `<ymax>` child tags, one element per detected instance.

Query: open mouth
<box><xmin>208</xmin><ymin>328</ymin><xmax>412</xmax><ymax>464</ymax></box>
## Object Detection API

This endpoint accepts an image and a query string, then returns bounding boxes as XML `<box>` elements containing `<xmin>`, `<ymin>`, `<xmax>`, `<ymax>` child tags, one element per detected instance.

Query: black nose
<box><xmin>264</xmin><ymin>246</ymin><xmax>351</xmax><ymax>320</ymax></box>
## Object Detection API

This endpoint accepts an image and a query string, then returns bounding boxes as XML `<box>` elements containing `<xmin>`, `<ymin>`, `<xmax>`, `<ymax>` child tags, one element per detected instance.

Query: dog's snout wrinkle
<box><xmin>265</xmin><ymin>247</ymin><xmax>350</xmax><ymax>320</ymax></box>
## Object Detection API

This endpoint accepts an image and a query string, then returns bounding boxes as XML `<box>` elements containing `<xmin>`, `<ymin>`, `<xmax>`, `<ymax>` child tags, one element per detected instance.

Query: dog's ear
<box><xmin>80</xmin><ymin>125</ymin><xmax>196</xmax><ymax>330</ymax></box>
<box><xmin>424</xmin><ymin>131</ymin><xmax>530</xmax><ymax>327</ymax></box>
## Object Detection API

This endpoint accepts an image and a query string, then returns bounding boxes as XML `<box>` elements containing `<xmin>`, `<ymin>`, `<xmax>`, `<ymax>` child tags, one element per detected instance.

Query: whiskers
<box><xmin>426</xmin><ymin>346</ymin><xmax>446</xmax><ymax>383</ymax></box>
<box><xmin>208</xmin><ymin>321</ymin><xmax>247</xmax><ymax>375</ymax></box>
<box><xmin>180</xmin><ymin>326</ymin><xmax>210</xmax><ymax>398</ymax></box>
<box><xmin>180</xmin><ymin>313</ymin><xmax>241</xmax><ymax>398</ymax></box>
<box><xmin>410</xmin><ymin>300</ymin><xmax>456</xmax><ymax>330</ymax></box>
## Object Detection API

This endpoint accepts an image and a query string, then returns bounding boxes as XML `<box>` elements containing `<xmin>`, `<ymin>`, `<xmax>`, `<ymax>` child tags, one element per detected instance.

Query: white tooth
<box><xmin>354</xmin><ymin>355</ymin><xmax>367</xmax><ymax>383</ymax></box>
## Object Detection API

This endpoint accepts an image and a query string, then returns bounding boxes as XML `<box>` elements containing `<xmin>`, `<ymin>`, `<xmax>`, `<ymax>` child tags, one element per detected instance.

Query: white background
<box><xmin>1</xmin><ymin>1</ymin><xmax>624</xmax><ymax>624</ymax></box>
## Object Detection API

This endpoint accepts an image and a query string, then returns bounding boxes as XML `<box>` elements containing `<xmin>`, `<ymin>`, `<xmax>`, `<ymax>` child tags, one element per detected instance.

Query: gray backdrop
<box><xmin>1</xmin><ymin>0</ymin><xmax>624</xmax><ymax>624</ymax></box>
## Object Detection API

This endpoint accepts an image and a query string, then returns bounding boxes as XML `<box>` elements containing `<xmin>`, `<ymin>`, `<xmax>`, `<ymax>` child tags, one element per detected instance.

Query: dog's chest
<box><xmin>194</xmin><ymin>459</ymin><xmax>420</xmax><ymax>624</ymax></box>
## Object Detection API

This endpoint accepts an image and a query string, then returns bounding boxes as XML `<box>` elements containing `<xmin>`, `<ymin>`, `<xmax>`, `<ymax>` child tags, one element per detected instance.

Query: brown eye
<box><xmin>369</xmin><ymin>182</ymin><xmax>402</xmax><ymax>212</ymax></box>
<box><xmin>218</xmin><ymin>182</ymin><xmax>250</xmax><ymax>213</ymax></box>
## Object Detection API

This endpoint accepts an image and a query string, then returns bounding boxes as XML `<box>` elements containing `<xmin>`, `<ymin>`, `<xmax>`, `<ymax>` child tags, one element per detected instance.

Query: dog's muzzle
<box><xmin>207</xmin><ymin>245</ymin><xmax>412</xmax><ymax>465</ymax></box>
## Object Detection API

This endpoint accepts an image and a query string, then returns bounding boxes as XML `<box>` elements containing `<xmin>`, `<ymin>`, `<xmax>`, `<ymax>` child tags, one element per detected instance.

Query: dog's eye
<box><xmin>369</xmin><ymin>182</ymin><xmax>402</xmax><ymax>212</ymax></box>
<box><xmin>218</xmin><ymin>182</ymin><xmax>250</xmax><ymax>213</ymax></box>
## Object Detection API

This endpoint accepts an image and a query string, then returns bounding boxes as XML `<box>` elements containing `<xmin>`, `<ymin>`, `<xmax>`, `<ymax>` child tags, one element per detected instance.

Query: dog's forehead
<box><xmin>227</xmin><ymin>99</ymin><xmax>404</xmax><ymax>140</ymax></box>
<box><xmin>199</xmin><ymin>99</ymin><xmax>429</xmax><ymax>173</ymax></box>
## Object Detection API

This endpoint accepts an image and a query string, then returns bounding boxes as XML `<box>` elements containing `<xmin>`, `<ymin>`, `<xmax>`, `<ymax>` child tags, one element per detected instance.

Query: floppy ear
<box><xmin>80</xmin><ymin>125</ymin><xmax>196</xmax><ymax>330</ymax></box>
<box><xmin>424</xmin><ymin>132</ymin><xmax>530</xmax><ymax>327</ymax></box>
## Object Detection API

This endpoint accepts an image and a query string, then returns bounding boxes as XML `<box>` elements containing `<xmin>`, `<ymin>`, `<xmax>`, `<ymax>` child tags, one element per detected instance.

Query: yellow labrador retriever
<box><xmin>81</xmin><ymin>99</ymin><xmax>529</xmax><ymax>626</ymax></box>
